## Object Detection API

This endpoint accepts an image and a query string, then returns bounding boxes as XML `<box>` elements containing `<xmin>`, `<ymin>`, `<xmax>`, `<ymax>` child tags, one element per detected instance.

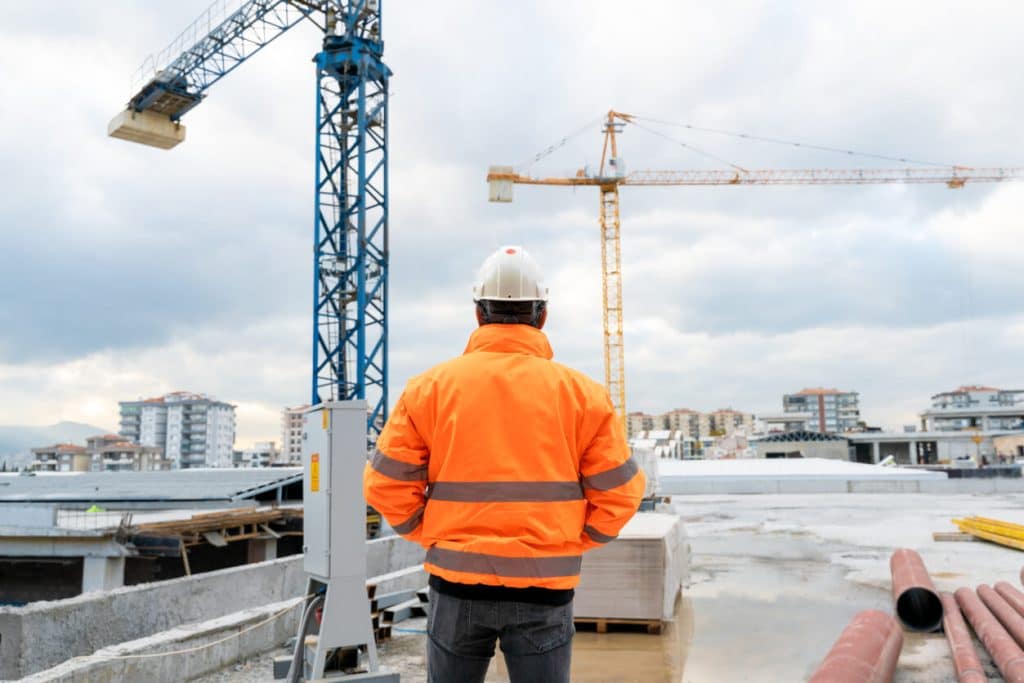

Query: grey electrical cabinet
<box><xmin>302</xmin><ymin>400</ymin><xmax>368</xmax><ymax>581</ymax></box>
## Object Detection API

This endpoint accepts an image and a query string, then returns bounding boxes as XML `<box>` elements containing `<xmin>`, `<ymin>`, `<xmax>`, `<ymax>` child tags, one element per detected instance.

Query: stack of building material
<box><xmin>575</xmin><ymin>512</ymin><xmax>687</xmax><ymax>623</ymax></box>
<box><xmin>632</xmin><ymin>445</ymin><xmax>659</xmax><ymax>500</ymax></box>
<box><xmin>953</xmin><ymin>516</ymin><xmax>1024</xmax><ymax>551</ymax></box>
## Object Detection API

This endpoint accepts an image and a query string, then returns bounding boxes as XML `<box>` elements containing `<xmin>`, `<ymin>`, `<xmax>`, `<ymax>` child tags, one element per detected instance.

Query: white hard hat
<box><xmin>472</xmin><ymin>245</ymin><xmax>549</xmax><ymax>302</ymax></box>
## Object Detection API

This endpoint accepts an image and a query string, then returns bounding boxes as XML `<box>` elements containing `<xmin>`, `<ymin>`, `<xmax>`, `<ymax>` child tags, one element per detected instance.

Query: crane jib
<box><xmin>486</xmin><ymin>110</ymin><xmax>1024</xmax><ymax>423</ymax></box>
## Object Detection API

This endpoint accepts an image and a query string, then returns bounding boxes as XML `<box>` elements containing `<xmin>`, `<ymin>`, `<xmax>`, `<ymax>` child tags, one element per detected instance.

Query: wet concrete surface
<box><xmin>200</xmin><ymin>492</ymin><xmax>1024</xmax><ymax>681</ymax></box>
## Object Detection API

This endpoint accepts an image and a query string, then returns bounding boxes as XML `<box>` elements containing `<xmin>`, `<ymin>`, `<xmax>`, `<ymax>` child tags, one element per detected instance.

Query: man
<box><xmin>364</xmin><ymin>245</ymin><xmax>645</xmax><ymax>682</ymax></box>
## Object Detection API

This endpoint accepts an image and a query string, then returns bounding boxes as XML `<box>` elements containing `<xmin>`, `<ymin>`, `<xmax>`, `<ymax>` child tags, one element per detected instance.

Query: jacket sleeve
<box><xmin>578</xmin><ymin>393</ymin><xmax>646</xmax><ymax>551</ymax></box>
<box><xmin>363</xmin><ymin>391</ymin><xmax>430</xmax><ymax>546</ymax></box>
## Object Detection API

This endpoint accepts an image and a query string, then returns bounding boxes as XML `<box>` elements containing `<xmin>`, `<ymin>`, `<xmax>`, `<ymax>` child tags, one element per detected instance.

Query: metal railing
<box><xmin>128</xmin><ymin>0</ymin><xmax>249</xmax><ymax>96</ymax></box>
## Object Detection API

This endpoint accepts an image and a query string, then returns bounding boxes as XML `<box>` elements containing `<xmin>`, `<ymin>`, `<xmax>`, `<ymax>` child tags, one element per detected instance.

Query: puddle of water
<box><xmin>483</xmin><ymin>596</ymin><xmax>689</xmax><ymax>683</ymax></box>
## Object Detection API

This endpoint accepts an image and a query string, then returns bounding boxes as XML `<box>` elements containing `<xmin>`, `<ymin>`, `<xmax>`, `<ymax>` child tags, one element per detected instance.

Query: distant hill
<box><xmin>0</xmin><ymin>421</ymin><xmax>112</xmax><ymax>471</ymax></box>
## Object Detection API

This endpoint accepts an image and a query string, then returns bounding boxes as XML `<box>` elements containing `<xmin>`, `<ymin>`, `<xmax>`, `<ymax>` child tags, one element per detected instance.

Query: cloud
<box><xmin>0</xmin><ymin>1</ymin><xmax>1022</xmax><ymax>441</ymax></box>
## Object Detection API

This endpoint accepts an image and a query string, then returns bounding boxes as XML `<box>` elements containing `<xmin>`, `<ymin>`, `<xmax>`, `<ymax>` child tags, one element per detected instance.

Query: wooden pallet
<box><xmin>574</xmin><ymin>617</ymin><xmax>663</xmax><ymax>635</ymax></box>
<box><xmin>933</xmin><ymin>531</ymin><xmax>978</xmax><ymax>542</ymax></box>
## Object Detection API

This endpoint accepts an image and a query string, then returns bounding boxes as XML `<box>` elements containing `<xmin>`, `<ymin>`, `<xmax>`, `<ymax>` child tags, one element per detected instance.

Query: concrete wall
<box><xmin>0</xmin><ymin>535</ymin><xmax>424</xmax><ymax>680</ymax></box>
<box><xmin>755</xmin><ymin>440</ymin><xmax>849</xmax><ymax>460</ymax></box>
<box><xmin>22</xmin><ymin>599</ymin><xmax>303</xmax><ymax>683</ymax></box>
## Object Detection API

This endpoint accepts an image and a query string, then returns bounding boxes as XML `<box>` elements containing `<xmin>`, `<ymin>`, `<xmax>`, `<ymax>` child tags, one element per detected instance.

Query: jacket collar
<box><xmin>464</xmin><ymin>324</ymin><xmax>554</xmax><ymax>360</ymax></box>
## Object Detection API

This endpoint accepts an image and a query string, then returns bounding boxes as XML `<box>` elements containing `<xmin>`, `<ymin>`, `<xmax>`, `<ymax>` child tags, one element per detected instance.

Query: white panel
<box><xmin>303</xmin><ymin>407</ymin><xmax>330</xmax><ymax>579</ymax></box>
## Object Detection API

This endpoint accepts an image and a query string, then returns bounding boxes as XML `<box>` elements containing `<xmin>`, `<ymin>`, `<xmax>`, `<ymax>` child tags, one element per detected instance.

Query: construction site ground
<box><xmin>198</xmin><ymin>492</ymin><xmax>1024</xmax><ymax>682</ymax></box>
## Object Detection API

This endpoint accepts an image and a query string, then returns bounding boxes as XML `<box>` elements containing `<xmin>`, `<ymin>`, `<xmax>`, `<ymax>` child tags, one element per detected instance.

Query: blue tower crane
<box><xmin>109</xmin><ymin>0</ymin><xmax>390</xmax><ymax>438</ymax></box>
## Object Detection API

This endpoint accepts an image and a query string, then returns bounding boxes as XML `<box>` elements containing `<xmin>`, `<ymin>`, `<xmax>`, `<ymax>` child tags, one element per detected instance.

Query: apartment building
<box><xmin>119</xmin><ymin>391</ymin><xmax>236</xmax><ymax>468</ymax></box>
<box><xmin>85</xmin><ymin>434</ymin><xmax>170</xmax><ymax>472</ymax></box>
<box><xmin>626</xmin><ymin>412</ymin><xmax>656</xmax><ymax>440</ymax></box>
<box><xmin>29</xmin><ymin>444</ymin><xmax>90</xmax><ymax>472</ymax></box>
<box><xmin>233</xmin><ymin>441</ymin><xmax>281</xmax><ymax>468</ymax></box>
<box><xmin>281</xmin><ymin>405</ymin><xmax>309</xmax><ymax>464</ymax></box>
<box><xmin>920</xmin><ymin>386</ymin><xmax>1024</xmax><ymax>432</ymax></box>
<box><xmin>661</xmin><ymin>409</ymin><xmax>704</xmax><ymax>439</ymax></box>
<box><xmin>707</xmin><ymin>408</ymin><xmax>754</xmax><ymax>437</ymax></box>
<box><xmin>782</xmin><ymin>388</ymin><xmax>860</xmax><ymax>434</ymax></box>
<box><xmin>629</xmin><ymin>407</ymin><xmax>755</xmax><ymax>441</ymax></box>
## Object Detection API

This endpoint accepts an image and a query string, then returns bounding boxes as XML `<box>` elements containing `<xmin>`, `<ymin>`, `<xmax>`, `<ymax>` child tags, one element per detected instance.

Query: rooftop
<box><xmin>657</xmin><ymin>457</ymin><xmax>944</xmax><ymax>481</ymax></box>
<box><xmin>0</xmin><ymin>468</ymin><xmax>301</xmax><ymax>504</ymax></box>
<box><xmin>31</xmin><ymin>443</ymin><xmax>88</xmax><ymax>454</ymax></box>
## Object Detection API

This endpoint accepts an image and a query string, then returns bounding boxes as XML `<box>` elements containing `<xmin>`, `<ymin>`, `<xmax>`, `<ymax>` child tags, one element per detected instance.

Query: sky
<box><xmin>1</xmin><ymin>1</ymin><xmax>1022</xmax><ymax>446</ymax></box>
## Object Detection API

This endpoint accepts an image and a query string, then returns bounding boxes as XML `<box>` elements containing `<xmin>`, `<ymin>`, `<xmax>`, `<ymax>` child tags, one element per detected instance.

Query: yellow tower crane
<box><xmin>487</xmin><ymin>110</ymin><xmax>1024</xmax><ymax>428</ymax></box>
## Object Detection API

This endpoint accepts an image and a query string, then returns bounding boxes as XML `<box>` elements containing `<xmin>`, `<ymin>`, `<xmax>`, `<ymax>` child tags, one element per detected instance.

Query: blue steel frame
<box><xmin>126</xmin><ymin>1</ymin><xmax>390</xmax><ymax>436</ymax></box>
<box><xmin>312</xmin><ymin>8</ymin><xmax>390</xmax><ymax>437</ymax></box>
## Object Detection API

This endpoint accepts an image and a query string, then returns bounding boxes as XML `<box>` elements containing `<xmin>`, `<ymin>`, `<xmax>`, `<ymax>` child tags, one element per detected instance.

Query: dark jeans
<box><xmin>426</xmin><ymin>591</ymin><xmax>574</xmax><ymax>683</ymax></box>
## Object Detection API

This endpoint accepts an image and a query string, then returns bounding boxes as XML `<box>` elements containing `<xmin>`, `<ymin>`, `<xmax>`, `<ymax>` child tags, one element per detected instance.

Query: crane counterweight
<box><xmin>108</xmin><ymin>109</ymin><xmax>186</xmax><ymax>150</ymax></box>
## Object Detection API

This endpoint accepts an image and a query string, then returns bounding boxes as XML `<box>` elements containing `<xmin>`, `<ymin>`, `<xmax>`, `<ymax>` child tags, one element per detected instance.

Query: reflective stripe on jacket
<box><xmin>362</xmin><ymin>323</ymin><xmax>645</xmax><ymax>590</ymax></box>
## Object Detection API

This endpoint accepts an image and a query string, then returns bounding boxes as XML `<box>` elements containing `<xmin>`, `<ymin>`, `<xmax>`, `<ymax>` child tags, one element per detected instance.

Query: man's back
<box><xmin>367</xmin><ymin>322</ymin><xmax>644</xmax><ymax>590</ymax></box>
<box><xmin>362</xmin><ymin>245</ymin><xmax>644</xmax><ymax>683</ymax></box>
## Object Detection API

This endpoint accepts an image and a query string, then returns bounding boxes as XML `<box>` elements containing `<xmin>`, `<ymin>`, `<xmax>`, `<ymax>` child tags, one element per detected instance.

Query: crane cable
<box><xmin>627</xmin><ymin>120</ymin><xmax>749</xmax><ymax>172</ymax></box>
<box><xmin>631</xmin><ymin>114</ymin><xmax>957</xmax><ymax>168</ymax></box>
<box><xmin>513</xmin><ymin>114</ymin><xmax>606</xmax><ymax>171</ymax></box>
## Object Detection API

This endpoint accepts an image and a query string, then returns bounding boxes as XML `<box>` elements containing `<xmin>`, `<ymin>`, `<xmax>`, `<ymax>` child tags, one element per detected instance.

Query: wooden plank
<box><xmin>574</xmin><ymin>616</ymin><xmax>662</xmax><ymax>635</ymax></box>
<box><xmin>179</xmin><ymin>538</ymin><xmax>192</xmax><ymax>576</ymax></box>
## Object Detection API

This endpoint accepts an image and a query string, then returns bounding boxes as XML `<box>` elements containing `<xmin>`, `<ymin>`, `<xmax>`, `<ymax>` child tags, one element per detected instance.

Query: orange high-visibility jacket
<box><xmin>363</xmin><ymin>323</ymin><xmax>645</xmax><ymax>590</ymax></box>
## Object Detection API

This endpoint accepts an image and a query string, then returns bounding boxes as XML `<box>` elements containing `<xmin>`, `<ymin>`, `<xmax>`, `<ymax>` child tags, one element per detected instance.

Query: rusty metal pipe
<box><xmin>980</xmin><ymin>584</ymin><xmax>1024</xmax><ymax>648</ymax></box>
<box><xmin>808</xmin><ymin>609</ymin><xmax>903</xmax><ymax>683</ymax></box>
<box><xmin>940</xmin><ymin>592</ymin><xmax>988</xmax><ymax>683</ymax></box>
<box><xmin>955</xmin><ymin>587</ymin><xmax>1024</xmax><ymax>682</ymax></box>
<box><xmin>997</xmin><ymin>581</ymin><xmax>1024</xmax><ymax>618</ymax></box>
<box><xmin>890</xmin><ymin>548</ymin><xmax>943</xmax><ymax>632</ymax></box>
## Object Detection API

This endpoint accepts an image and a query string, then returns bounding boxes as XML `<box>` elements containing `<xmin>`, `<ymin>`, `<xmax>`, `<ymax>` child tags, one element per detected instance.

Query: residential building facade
<box><xmin>920</xmin><ymin>386</ymin><xmax>1024</xmax><ymax>432</ymax></box>
<box><xmin>783</xmin><ymin>388</ymin><xmax>860</xmax><ymax>433</ymax></box>
<box><xmin>233</xmin><ymin>441</ymin><xmax>281</xmax><ymax>468</ymax></box>
<box><xmin>281</xmin><ymin>405</ymin><xmax>309</xmax><ymax>465</ymax></box>
<box><xmin>29</xmin><ymin>444</ymin><xmax>90</xmax><ymax>472</ymax></box>
<box><xmin>661</xmin><ymin>409</ymin><xmax>703</xmax><ymax>439</ymax></box>
<box><xmin>626</xmin><ymin>412</ymin><xmax>656</xmax><ymax>440</ymax></box>
<box><xmin>119</xmin><ymin>392</ymin><xmax>236</xmax><ymax>468</ymax></box>
<box><xmin>756</xmin><ymin>412</ymin><xmax>814</xmax><ymax>434</ymax></box>
<box><xmin>85</xmin><ymin>434</ymin><xmax>169</xmax><ymax>472</ymax></box>
<box><xmin>707</xmin><ymin>409</ymin><xmax>754</xmax><ymax>437</ymax></box>
<box><xmin>630</xmin><ymin>407</ymin><xmax>757</xmax><ymax>441</ymax></box>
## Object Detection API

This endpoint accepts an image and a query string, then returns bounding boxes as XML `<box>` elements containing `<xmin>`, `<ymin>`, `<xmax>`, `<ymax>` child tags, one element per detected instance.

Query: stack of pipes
<box><xmin>808</xmin><ymin>548</ymin><xmax>1024</xmax><ymax>682</ymax></box>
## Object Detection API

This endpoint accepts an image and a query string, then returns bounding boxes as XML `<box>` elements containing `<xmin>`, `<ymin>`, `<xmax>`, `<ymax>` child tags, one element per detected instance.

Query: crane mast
<box><xmin>109</xmin><ymin>0</ymin><xmax>390</xmax><ymax>438</ymax></box>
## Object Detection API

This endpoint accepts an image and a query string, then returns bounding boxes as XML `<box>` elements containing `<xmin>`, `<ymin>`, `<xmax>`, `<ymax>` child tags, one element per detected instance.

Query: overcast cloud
<box><xmin>1</xmin><ymin>1</ymin><xmax>1022</xmax><ymax>444</ymax></box>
